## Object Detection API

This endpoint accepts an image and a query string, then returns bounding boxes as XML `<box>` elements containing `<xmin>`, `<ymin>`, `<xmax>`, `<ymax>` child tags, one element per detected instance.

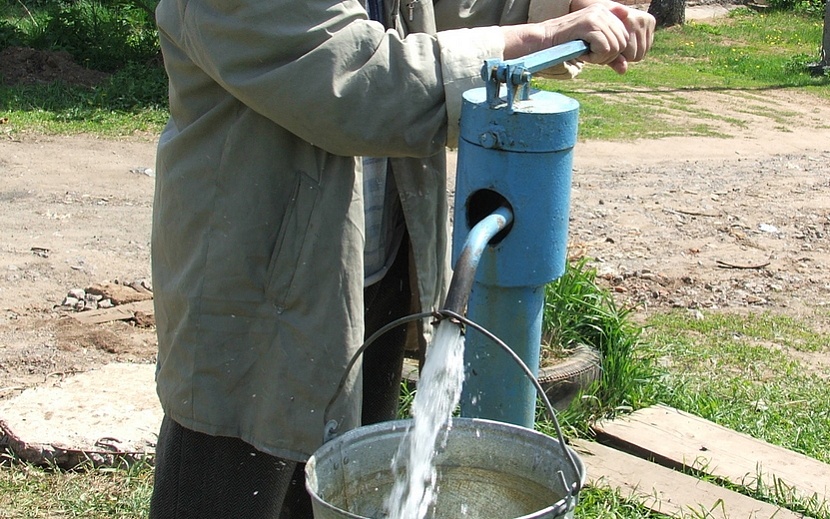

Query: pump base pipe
<box><xmin>461</xmin><ymin>283</ymin><xmax>545</xmax><ymax>426</ymax></box>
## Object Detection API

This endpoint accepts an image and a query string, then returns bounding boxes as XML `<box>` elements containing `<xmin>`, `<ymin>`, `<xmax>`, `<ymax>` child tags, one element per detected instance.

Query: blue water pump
<box><xmin>451</xmin><ymin>41</ymin><xmax>588</xmax><ymax>428</ymax></box>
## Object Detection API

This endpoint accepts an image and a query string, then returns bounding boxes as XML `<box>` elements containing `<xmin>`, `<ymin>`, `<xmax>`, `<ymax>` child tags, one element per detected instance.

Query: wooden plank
<box><xmin>69</xmin><ymin>300</ymin><xmax>155</xmax><ymax>325</ymax></box>
<box><xmin>594</xmin><ymin>405</ymin><xmax>830</xmax><ymax>504</ymax></box>
<box><xmin>573</xmin><ymin>439</ymin><xmax>809</xmax><ymax>519</ymax></box>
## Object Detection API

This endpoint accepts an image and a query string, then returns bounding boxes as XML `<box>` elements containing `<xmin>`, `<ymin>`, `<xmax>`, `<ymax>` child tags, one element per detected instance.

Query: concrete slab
<box><xmin>0</xmin><ymin>363</ymin><xmax>161</xmax><ymax>467</ymax></box>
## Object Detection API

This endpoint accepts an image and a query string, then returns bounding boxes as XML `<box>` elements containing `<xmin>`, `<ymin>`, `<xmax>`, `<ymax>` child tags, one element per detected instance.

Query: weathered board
<box><xmin>573</xmin><ymin>439</ymin><xmax>809</xmax><ymax>519</ymax></box>
<box><xmin>593</xmin><ymin>404</ymin><xmax>830</xmax><ymax>505</ymax></box>
<box><xmin>69</xmin><ymin>299</ymin><xmax>155</xmax><ymax>325</ymax></box>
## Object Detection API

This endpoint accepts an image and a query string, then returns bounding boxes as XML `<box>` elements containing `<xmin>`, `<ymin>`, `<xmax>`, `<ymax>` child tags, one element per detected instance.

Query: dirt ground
<box><xmin>2</xmin><ymin>86</ymin><xmax>829</xmax><ymax>397</ymax></box>
<box><xmin>0</xmin><ymin>135</ymin><xmax>157</xmax><ymax>390</ymax></box>
<box><xmin>0</xmin><ymin>24</ymin><xmax>829</xmax><ymax>456</ymax></box>
<box><xmin>571</xmin><ymin>87</ymin><xmax>830</xmax><ymax>316</ymax></box>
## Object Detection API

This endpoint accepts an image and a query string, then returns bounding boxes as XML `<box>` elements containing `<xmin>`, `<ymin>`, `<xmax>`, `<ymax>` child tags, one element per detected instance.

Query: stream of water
<box><xmin>384</xmin><ymin>320</ymin><xmax>466</xmax><ymax>519</ymax></box>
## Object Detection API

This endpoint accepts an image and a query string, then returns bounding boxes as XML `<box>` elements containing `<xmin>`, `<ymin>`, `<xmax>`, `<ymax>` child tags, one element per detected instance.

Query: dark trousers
<box><xmin>149</xmin><ymin>239</ymin><xmax>412</xmax><ymax>519</ymax></box>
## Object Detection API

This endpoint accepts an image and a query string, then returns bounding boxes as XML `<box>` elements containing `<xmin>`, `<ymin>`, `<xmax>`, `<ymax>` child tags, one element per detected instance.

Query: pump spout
<box><xmin>443</xmin><ymin>205</ymin><xmax>513</xmax><ymax>316</ymax></box>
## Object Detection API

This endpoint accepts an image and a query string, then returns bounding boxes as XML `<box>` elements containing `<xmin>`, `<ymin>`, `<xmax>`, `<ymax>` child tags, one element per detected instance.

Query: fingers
<box><xmin>543</xmin><ymin>3</ymin><xmax>629</xmax><ymax>67</ymax></box>
<box><xmin>608</xmin><ymin>54</ymin><xmax>629</xmax><ymax>75</ymax></box>
<box><xmin>583</xmin><ymin>6</ymin><xmax>629</xmax><ymax>68</ymax></box>
<box><xmin>619</xmin><ymin>8</ymin><xmax>656</xmax><ymax>62</ymax></box>
<box><xmin>517</xmin><ymin>2</ymin><xmax>654</xmax><ymax>73</ymax></box>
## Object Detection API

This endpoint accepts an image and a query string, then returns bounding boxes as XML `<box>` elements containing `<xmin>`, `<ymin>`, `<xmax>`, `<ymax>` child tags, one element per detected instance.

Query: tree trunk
<box><xmin>821</xmin><ymin>0</ymin><xmax>830</xmax><ymax>67</ymax></box>
<box><xmin>648</xmin><ymin>0</ymin><xmax>686</xmax><ymax>28</ymax></box>
<box><xmin>810</xmin><ymin>0</ymin><xmax>830</xmax><ymax>75</ymax></box>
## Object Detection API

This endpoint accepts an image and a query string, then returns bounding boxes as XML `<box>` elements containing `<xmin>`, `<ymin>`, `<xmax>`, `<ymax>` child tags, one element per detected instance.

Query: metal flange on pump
<box><xmin>452</xmin><ymin>41</ymin><xmax>588</xmax><ymax>427</ymax></box>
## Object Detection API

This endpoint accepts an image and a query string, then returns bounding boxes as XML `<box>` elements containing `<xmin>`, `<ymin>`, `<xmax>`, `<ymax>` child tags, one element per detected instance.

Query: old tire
<box><xmin>401</xmin><ymin>344</ymin><xmax>602</xmax><ymax>412</ymax></box>
<box><xmin>538</xmin><ymin>344</ymin><xmax>602</xmax><ymax>411</ymax></box>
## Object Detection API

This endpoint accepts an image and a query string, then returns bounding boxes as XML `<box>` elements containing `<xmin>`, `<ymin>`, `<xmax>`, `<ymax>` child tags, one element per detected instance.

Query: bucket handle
<box><xmin>324</xmin><ymin>310</ymin><xmax>436</xmax><ymax>441</ymax></box>
<box><xmin>323</xmin><ymin>309</ymin><xmax>584</xmax><ymax>502</ymax></box>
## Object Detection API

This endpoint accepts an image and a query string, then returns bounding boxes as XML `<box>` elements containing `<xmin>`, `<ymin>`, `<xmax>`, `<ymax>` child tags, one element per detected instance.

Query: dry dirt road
<box><xmin>2</xmin><ymin>84</ymin><xmax>829</xmax><ymax>393</ymax></box>
<box><xmin>0</xmin><ymin>78</ymin><xmax>829</xmax><ymax>461</ymax></box>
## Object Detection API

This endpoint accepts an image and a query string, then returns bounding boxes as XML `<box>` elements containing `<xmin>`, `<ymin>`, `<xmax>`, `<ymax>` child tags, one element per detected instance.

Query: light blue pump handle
<box><xmin>507</xmin><ymin>40</ymin><xmax>589</xmax><ymax>76</ymax></box>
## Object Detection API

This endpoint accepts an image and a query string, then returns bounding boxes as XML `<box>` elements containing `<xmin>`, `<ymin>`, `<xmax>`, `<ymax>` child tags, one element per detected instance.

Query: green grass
<box><xmin>1</xmin><ymin>0</ymin><xmax>165</xmax><ymax>137</ymax></box>
<box><xmin>0</xmin><ymin>63</ymin><xmax>168</xmax><ymax>136</ymax></box>
<box><xmin>0</xmin><ymin>457</ymin><xmax>153</xmax><ymax>518</ymax></box>
<box><xmin>537</xmin><ymin>261</ymin><xmax>830</xmax><ymax>518</ymax></box>
<box><xmin>2</xmin><ymin>6</ymin><xmax>828</xmax><ymax>139</ymax></box>
<box><xmin>639</xmin><ymin>310</ymin><xmax>830</xmax><ymax>518</ymax></box>
<box><xmin>539</xmin><ymin>259</ymin><xmax>654</xmax><ymax>433</ymax></box>
<box><xmin>575</xmin><ymin>485</ymin><xmax>669</xmax><ymax>518</ymax></box>
<box><xmin>643</xmin><ymin>310</ymin><xmax>830</xmax><ymax>465</ymax></box>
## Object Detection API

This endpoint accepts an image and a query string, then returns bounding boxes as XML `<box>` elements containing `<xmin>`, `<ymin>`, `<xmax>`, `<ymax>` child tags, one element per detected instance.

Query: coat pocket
<box><xmin>265</xmin><ymin>170</ymin><xmax>320</xmax><ymax>310</ymax></box>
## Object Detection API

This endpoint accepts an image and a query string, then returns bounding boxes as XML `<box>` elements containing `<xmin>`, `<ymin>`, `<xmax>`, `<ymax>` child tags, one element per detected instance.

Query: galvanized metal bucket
<box><xmin>306</xmin><ymin>416</ymin><xmax>585</xmax><ymax>519</ymax></box>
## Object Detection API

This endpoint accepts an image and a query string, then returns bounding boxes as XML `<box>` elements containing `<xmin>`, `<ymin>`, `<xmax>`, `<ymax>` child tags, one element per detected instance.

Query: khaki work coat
<box><xmin>152</xmin><ymin>0</ymin><xmax>569</xmax><ymax>461</ymax></box>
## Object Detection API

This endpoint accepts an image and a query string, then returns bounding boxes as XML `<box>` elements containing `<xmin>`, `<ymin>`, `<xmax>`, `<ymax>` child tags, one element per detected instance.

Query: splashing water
<box><xmin>384</xmin><ymin>320</ymin><xmax>466</xmax><ymax>519</ymax></box>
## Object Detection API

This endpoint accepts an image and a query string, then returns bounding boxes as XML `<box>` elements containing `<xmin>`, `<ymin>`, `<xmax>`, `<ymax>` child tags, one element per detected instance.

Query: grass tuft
<box><xmin>539</xmin><ymin>258</ymin><xmax>655</xmax><ymax>434</ymax></box>
<box><xmin>0</xmin><ymin>452</ymin><xmax>154</xmax><ymax>518</ymax></box>
<box><xmin>575</xmin><ymin>485</ymin><xmax>669</xmax><ymax>518</ymax></box>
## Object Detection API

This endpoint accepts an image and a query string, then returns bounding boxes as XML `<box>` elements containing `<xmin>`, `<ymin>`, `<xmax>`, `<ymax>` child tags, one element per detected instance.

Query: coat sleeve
<box><xmin>157</xmin><ymin>0</ymin><xmax>503</xmax><ymax>157</ymax></box>
<box><xmin>433</xmin><ymin>0</ymin><xmax>580</xmax><ymax>78</ymax></box>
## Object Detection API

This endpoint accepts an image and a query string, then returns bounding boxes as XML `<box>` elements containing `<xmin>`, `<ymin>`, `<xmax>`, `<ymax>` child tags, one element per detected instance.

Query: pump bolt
<box><xmin>479</xmin><ymin>127</ymin><xmax>507</xmax><ymax>149</ymax></box>
<box><xmin>479</xmin><ymin>132</ymin><xmax>499</xmax><ymax>149</ymax></box>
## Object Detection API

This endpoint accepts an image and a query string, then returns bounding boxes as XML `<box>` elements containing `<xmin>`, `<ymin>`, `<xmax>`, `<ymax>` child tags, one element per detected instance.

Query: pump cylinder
<box><xmin>454</xmin><ymin>86</ymin><xmax>579</xmax><ymax>427</ymax></box>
